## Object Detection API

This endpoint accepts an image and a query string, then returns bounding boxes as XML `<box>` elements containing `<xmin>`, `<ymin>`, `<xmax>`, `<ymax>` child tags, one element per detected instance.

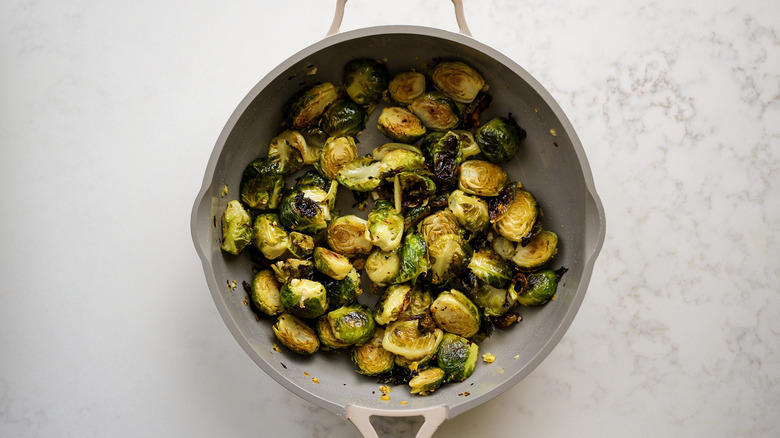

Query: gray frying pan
<box><xmin>191</xmin><ymin>1</ymin><xmax>606</xmax><ymax>436</ymax></box>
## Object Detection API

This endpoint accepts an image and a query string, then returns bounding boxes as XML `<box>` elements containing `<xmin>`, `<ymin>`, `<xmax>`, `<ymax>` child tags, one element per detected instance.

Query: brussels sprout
<box><xmin>372</xmin><ymin>143</ymin><xmax>424</xmax><ymax>161</ymax></box>
<box><xmin>287</xmin><ymin>231</ymin><xmax>315</xmax><ymax>258</ymax></box>
<box><xmin>468</xmin><ymin>247</ymin><xmax>512</xmax><ymax>289</ymax></box>
<box><xmin>430</xmin><ymin>290</ymin><xmax>481</xmax><ymax>338</ymax></box>
<box><xmin>300</xmin><ymin>125</ymin><xmax>329</xmax><ymax>151</ymax></box>
<box><xmin>294</xmin><ymin>169</ymin><xmax>331</xmax><ymax>191</ymax></box>
<box><xmin>418</xmin><ymin>210</ymin><xmax>460</xmax><ymax>249</ymax></box>
<box><xmin>344</xmin><ymin>58</ymin><xmax>389</xmax><ymax>105</ymax></box>
<box><xmin>399</xmin><ymin>287</ymin><xmax>433</xmax><ymax>319</ymax></box>
<box><xmin>321</xmin><ymin>99</ymin><xmax>367</xmax><ymax>137</ymax></box>
<box><xmin>313</xmin><ymin>246</ymin><xmax>353</xmax><ymax>280</ymax></box>
<box><xmin>280</xmin><ymin>278</ymin><xmax>328</xmax><ymax>319</ymax></box>
<box><xmin>283</xmin><ymin>82</ymin><xmax>338</xmax><ymax>129</ymax></box>
<box><xmin>316</xmin><ymin>315</ymin><xmax>354</xmax><ymax>350</ymax></box>
<box><xmin>250</xmin><ymin>269</ymin><xmax>283</xmax><ymax>316</ymax></box>
<box><xmin>395</xmin><ymin>172</ymin><xmax>437</xmax><ymax>209</ymax></box>
<box><xmin>394</xmin><ymin>233</ymin><xmax>429</xmax><ymax>285</ymax></box>
<box><xmin>388</xmin><ymin>71</ymin><xmax>426</xmax><ymax>104</ymax></box>
<box><xmin>515</xmin><ymin>269</ymin><xmax>558</xmax><ymax>306</ymax></box>
<box><xmin>273</xmin><ymin>314</ymin><xmax>320</xmax><ymax>354</ymax></box>
<box><xmin>378</xmin><ymin>149</ymin><xmax>425</xmax><ymax>176</ymax></box>
<box><xmin>409</xmin><ymin>91</ymin><xmax>460</xmax><ymax>131</ymax></box>
<box><xmin>492</xmin><ymin>188</ymin><xmax>539</xmax><ymax>243</ymax></box>
<box><xmin>511</xmin><ymin>230</ymin><xmax>558</xmax><ymax>270</ymax></box>
<box><xmin>491</xmin><ymin>234</ymin><xmax>515</xmax><ymax>260</ymax></box>
<box><xmin>474</xmin><ymin>283</ymin><xmax>517</xmax><ymax>317</ymax></box>
<box><xmin>382</xmin><ymin>319</ymin><xmax>444</xmax><ymax>361</ymax></box>
<box><xmin>447</xmin><ymin>190</ymin><xmax>489</xmax><ymax>233</ymax></box>
<box><xmin>268</xmin><ymin>130</ymin><xmax>306</xmax><ymax>175</ymax></box>
<box><xmin>374</xmin><ymin>284</ymin><xmax>413</xmax><ymax>325</ymax></box>
<box><xmin>251</xmin><ymin>214</ymin><xmax>289</xmax><ymax>260</ymax></box>
<box><xmin>428</xmin><ymin>234</ymin><xmax>467</xmax><ymax>285</ymax></box>
<box><xmin>271</xmin><ymin>258</ymin><xmax>314</xmax><ymax>284</ymax></box>
<box><xmin>436</xmin><ymin>333</ymin><xmax>479</xmax><ymax>382</ymax></box>
<box><xmin>327</xmin><ymin>304</ymin><xmax>376</xmax><ymax>345</ymax></box>
<box><xmin>220</xmin><ymin>200</ymin><xmax>252</xmax><ymax>255</ymax></box>
<box><xmin>279</xmin><ymin>188</ymin><xmax>332</xmax><ymax>234</ymax></box>
<box><xmin>318</xmin><ymin>136</ymin><xmax>359</xmax><ymax>180</ymax></box>
<box><xmin>409</xmin><ymin>367</ymin><xmax>446</xmax><ymax>395</ymax></box>
<box><xmin>423</xmin><ymin>130</ymin><xmax>463</xmax><ymax>184</ymax></box>
<box><xmin>474</xmin><ymin>116</ymin><xmax>527</xmax><ymax>164</ymax></box>
<box><xmin>324</xmin><ymin>268</ymin><xmax>363</xmax><ymax>309</ymax></box>
<box><xmin>430</xmin><ymin>61</ymin><xmax>486</xmax><ymax>104</ymax></box>
<box><xmin>365</xmin><ymin>247</ymin><xmax>401</xmax><ymax>286</ymax></box>
<box><xmin>453</xmin><ymin>130</ymin><xmax>480</xmax><ymax>159</ymax></box>
<box><xmin>368</xmin><ymin>200</ymin><xmax>404</xmax><ymax>251</ymax></box>
<box><xmin>336</xmin><ymin>157</ymin><xmax>385</xmax><ymax>192</ymax></box>
<box><xmin>377</xmin><ymin>107</ymin><xmax>426</xmax><ymax>143</ymax></box>
<box><xmin>327</xmin><ymin>215</ymin><xmax>373</xmax><ymax>257</ymax></box>
<box><xmin>352</xmin><ymin>327</ymin><xmax>395</xmax><ymax>376</ymax></box>
<box><xmin>458</xmin><ymin>160</ymin><xmax>507</xmax><ymax>197</ymax></box>
<box><xmin>239</xmin><ymin>158</ymin><xmax>285</xmax><ymax>211</ymax></box>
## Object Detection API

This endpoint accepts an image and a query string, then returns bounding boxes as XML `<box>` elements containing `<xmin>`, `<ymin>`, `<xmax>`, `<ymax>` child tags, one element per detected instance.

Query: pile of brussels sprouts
<box><xmin>219</xmin><ymin>58</ymin><xmax>563</xmax><ymax>396</ymax></box>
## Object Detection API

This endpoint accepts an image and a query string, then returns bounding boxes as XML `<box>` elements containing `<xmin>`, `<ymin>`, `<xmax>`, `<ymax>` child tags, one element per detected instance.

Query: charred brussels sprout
<box><xmin>377</xmin><ymin>107</ymin><xmax>426</xmax><ymax>143</ymax></box>
<box><xmin>474</xmin><ymin>116</ymin><xmax>527</xmax><ymax>164</ymax></box>
<box><xmin>239</xmin><ymin>158</ymin><xmax>285</xmax><ymax>211</ymax></box>
<box><xmin>409</xmin><ymin>91</ymin><xmax>460</xmax><ymax>131</ymax></box>
<box><xmin>468</xmin><ymin>247</ymin><xmax>512</xmax><ymax>289</ymax></box>
<box><xmin>458</xmin><ymin>160</ymin><xmax>507</xmax><ymax>197</ymax></box>
<box><xmin>343</xmin><ymin>58</ymin><xmax>389</xmax><ymax>105</ymax></box>
<box><xmin>365</xmin><ymin>247</ymin><xmax>401</xmax><ymax>286</ymax></box>
<box><xmin>515</xmin><ymin>269</ymin><xmax>558</xmax><ymax>306</ymax></box>
<box><xmin>271</xmin><ymin>258</ymin><xmax>314</xmax><ymax>283</ymax></box>
<box><xmin>280</xmin><ymin>278</ymin><xmax>329</xmax><ymax>319</ymax></box>
<box><xmin>252</xmin><ymin>213</ymin><xmax>289</xmax><ymax>260</ymax></box>
<box><xmin>431</xmin><ymin>61</ymin><xmax>486</xmax><ymax>104</ymax></box>
<box><xmin>352</xmin><ymin>328</ymin><xmax>395</xmax><ymax>376</ymax></box>
<box><xmin>268</xmin><ymin>130</ymin><xmax>306</xmax><ymax>174</ymax></box>
<box><xmin>394</xmin><ymin>172</ymin><xmax>437</xmax><ymax>209</ymax></box>
<box><xmin>399</xmin><ymin>287</ymin><xmax>433</xmax><ymax>319</ymax></box>
<box><xmin>374</xmin><ymin>284</ymin><xmax>413</xmax><ymax>325</ymax></box>
<box><xmin>388</xmin><ymin>71</ymin><xmax>426</xmax><ymax>104</ymax></box>
<box><xmin>368</xmin><ymin>200</ymin><xmax>404</xmax><ymax>251</ymax></box>
<box><xmin>283</xmin><ymin>82</ymin><xmax>338</xmax><ymax>129</ymax></box>
<box><xmin>336</xmin><ymin>157</ymin><xmax>384</xmax><ymax>192</ymax></box>
<box><xmin>220</xmin><ymin>200</ymin><xmax>252</xmax><ymax>255</ymax></box>
<box><xmin>378</xmin><ymin>148</ymin><xmax>425</xmax><ymax>175</ymax></box>
<box><xmin>423</xmin><ymin>130</ymin><xmax>463</xmax><ymax>184</ymax></box>
<box><xmin>430</xmin><ymin>289</ymin><xmax>481</xmax><ymax>339</ymax></box>
<box><xmin>418</xmin><ymin>210</ymin><xmax>460</xmax><ymax>249</ymax></box>
<box><xmin>287</xmin><ymin>231</ymin><xmax>315</xmax><ymax>258</ymax></box>
<box><xmin>318</xmin><ymin>136</ymin><xmax>359</xmax><ymax>180</ymax></box>
<box><xmin>321</xmin><ymin>99</ymin><xmax>367</xmax><ymax>137</ymax></box>
<box><xmin>313</xmin><ymin>247</ymin><xmax>353</xmax><ymax>280</ymax></box>
<box><xmin>250</xmin><ymin>269</ymin><xmax>283</xmax><ymax>316</ymax></box>
<box><xmin>327</xmin><ymin>215</ymin><xmax>373</xmax><ymax>257</ymax></box>
<box><xmin>436</xmin><ymin>333</ymin><xmax>478</xmax><ymax>382</ymax></box>
<box><xmin>492</xmin><ymin>188</ymin><xmax>539</xmax><ymax>243</ymax></box>
<box><xmin>316</xmin><ymin>315</ymin><xmax>354</xmax><ymax>350</ymax></box>
<box><xmin>394</xmin><ymin>233</ymin><xmax>429</xmax><ymax>285</ymax></box>
<box><xmin>324</xmin><ymin>268</ymin><xmax>363</xmax><ymax>309</ymax></box>
<box><xmin>428</xmin><ymin>234</ymin><xmax>467</xmax><ymax>285</ymax></box>
<box><xmin>474</xmin><ymin>283</ymin><xmax>517</xmax><ymax>317</ymax></box>
<box><xmin>279</xmin><ymin>187</ymin><xmax>333</xmax><ymax>234</ymax></box>
<box><xmin>273</xmin><ymin>314</ymin><xmax>319</xmax><ymax>354</ymax></box>
<box><xmin>512</xmin><ymin>230</ymin><xmax>558</xmax><ymax>270</ymax></box>
<box><xmin>448</xmin><ymin>190</ymin><xmax>490</xmax><ymax>233</ymax></box>
<box><xmin>327</xmin><ymin>304</ymin><xmax>376</xmax><ymax>345</ymax></box>
<box><xmin>409</xmin><ymin>367</ymin><xmax>446</xmax><ymax>395</ymax></box>
<box><xmin>383</xmin><ymin>319</ymin><xmax>444</xmax><ymax>361</ymax></box>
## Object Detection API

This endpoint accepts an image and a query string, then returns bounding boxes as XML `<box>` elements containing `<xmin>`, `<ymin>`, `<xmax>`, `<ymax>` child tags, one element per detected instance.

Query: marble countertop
<box><xmin>1</xmin><ymin>0</ymin><xmax>778</xmax><ymax>436</ymax></box>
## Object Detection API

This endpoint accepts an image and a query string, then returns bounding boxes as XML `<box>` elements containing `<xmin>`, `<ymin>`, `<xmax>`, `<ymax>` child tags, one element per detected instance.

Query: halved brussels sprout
<box><xmin>382</xmin><ymin>319</ymin><xmax>444</xmax><ymax>361</ymax></box>
<box><xmin>428</xmin><ymin>234</ymin><xmax>467</xmax><ymax>285</ymax></box>
<box><xmin>279</xmin><ymin>187</ymin><xmax>332</xmax><ymax>234</ymax></box>
<box><xmin>327</xmin><ymin>304</ymin><xmax>376</xmax><ymax>345</ymax></box>
<box><xmin>271</xmin><ymin>258</ymin><xmax>314</xmax><ymax>284</ymax></box>
<box><xmin>377</xmin><ymin>107</ymin><xmax>426</xmax><ymax>143</ymax></box>
<box><xmin>436</xmin><ymin>333</ymin><xmax>479</xmax><ymax>382</ymax></box>
<box><xmin>327</xmin><ymin>215</ymin><xmax>373</xmax><ymax>257</ymax></box>
<box><xmin>220</xmin><ymin>200</ymin><xmax>252</xmax><ymax>255</ymax></box>
<box><xmin>515</xmin><ymin>269</ymin><xmax>558</xmax><ymax>306</ymax></box>
<box><xmin>474</xmin><ymin>116</ymin><xmax>526</xmax><ymax>164</ymax></box>
<box><xmin>378</xmin><ymin>148</ymin><xmax>425</xmax><ymax>175</ymax></box>
<box><xmin>273</xmin><ymin>314</ymin><xmax>320</xmax><ymax>355</ymax></box>
<box><xmin>336</xmin><ymin>157</ymin><xmax>384</xmax><ymax>192</ymax></box>
<box><xmin>418</xmin><ymin>210</ymin><xmax>460</xmax><ymax>249</ymax></box>
<box><xmin>251</xmin><ymin>213</ymin><xmax>289</xmax><ymax>260</ymax></box>
<box><xmin>423</xmin><ymin>130</ymin><xmax>463</xmax><ymax>183</ymax></box>
<box><xmin>490</xmin><ymin>234</ymin><xmax>516</xmax><ymax>260</ymax></box>
<box><xmin>295</xmin><ymin>169</ymin><xmax>332</xmax><ymax>191</ymax></box>
<box><xmin>372</xmin><ymin>143</ymin><xmax>424</xmax><ymax>161</ymax></box>
<box><xmin>318</xmin><ymin>136</ymin><xmax>359</xmax><ymax>180</ymax></box>
<box><xmin>453</xmin><ymin>130</ymin><xmax>480</xmax><ymax>158</ymax></box>
<box><xmin>492</xmin><ymin>188</ymin><xmax>539</xmax><ymax>243</ymax></box>
<box><xmin>431</xmin><ymin>61</ymin><xmax>486</xmax><ymax>104</ymax></box>
<box><xmin>399</xmin><ymin>287</ymin><xmax>433</xmax><ymax>319</ymax></box>
<box><xmin>430</xmin><ymin>289</ymin><xmax>481</xmax><ymax>338</ymax></box>
<box><xmin>409</xmin><ymin>91</ymin><xmax>460</xmax><ymax>131</ymax></box>
<box><xmin>374</xmin><ymin>284</ymin><xmax>413</xmax><ymax>325</ymax></box>
<box><xmin>300</xmin><ymin>125</ymin><xmax>329</xmax><ymax>152</ymax></box>
<box><xmin>282</xmin><ymin>82</ymin><xmax>338</xmax><ymax>129</ymax></box>
<box><xmin>239</xmin><ymin>158</ymin><xmax>285</xmax><ymax>211</ymax></box>
<box><xmin>287</xmin><ymin>231</ymin><xmax>315</xmax><ymax>258</ymax></box>
<box><xmin>324</xmin><ymin>268</ymin><xmax>363</xmax><ymax>309</ymax></box>
<box><xmin>321</xmin><ymin>99</ymin><xmax>367</xmax><ymax>137</ymax></box>
<box><xmin>344</xmin><ymin>58</ymin><xmax>389</xmax><ymax>105</ymax></box>
<box><xmin>458</xmin><ymin>160</ymin><xmax>507</xmax><ymax>197</ymax></box>
<box><xmin>250</xmin><ymin>269</ymin><xmax>283</xmax><ymax>316</ymax></box>
<box><xmin>474</xmin><ymin>283</ymin><xmax>517</xmax><ymax>317</ymax></box>
<box><xmin>393</xmin><ymin>233</ymin><xmax>429</xmax><ymax>285</ymax></box>
<box><xmin>388</xmin><ymin>71</ymin><xmax>426</xmax><ymax>104</ymax></box>
<box><xmin>395</xmin><ymin>172</ymin><xmax>437</xmax><ymax>209</ymax></box>
<box><xmin>468</xmin><ymin>247</ymin><xmax>512</xmax><ymax>289</ymax></box>
<box><xmin>352</xmin><ymin>327</ymin><xmax>395</xmax><ymax>376</ymax></box>
<box><xmin>368</xmin><ymin>200</ymin><xmax>404</xmax><ymax>251</ymax></box>
<box><xmin>511</xmin><ymin>230</ymin><xmax>558</xmax><ymax>270</ymax></box>
<box><xmin>365</xmin><ymin>247</ymin><xmax>401</xmax><ymax>286</ymax></box>
<box><xmin>448</xmin><ymin>190</ymin><xmax>490</xmax><ymax>233</ymax></box>
<box><xmin>316</xmin><ymin>315</ymin><xmax>354</xmax><ymax>350</ymax></box>
<box><xmin>280</xmin><ymin>278</ymin><xmax>329</xmax><ymax>319</ymax></box>
<box><xmin>409</xmin><ymin>367</ymin><xmax>446</xmax><ymax>395</ymax></box>
<box><xmin>313</xmin><ymin>246</ymin><xmax>353</xmax><ymax>280</ymax></box>
<box><xmin>268</xmin><ymin>130</ymin><xmax>306</xmax><ymax>175</ymax></box>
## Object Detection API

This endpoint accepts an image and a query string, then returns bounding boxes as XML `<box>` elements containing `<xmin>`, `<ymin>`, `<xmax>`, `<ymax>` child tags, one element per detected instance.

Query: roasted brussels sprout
<box><xmin>492</xmin><ymin>187</ymin><xmax>539</xmax><ymax>243</ymax></box>
<box><xmin>383</xmin><ymin>319</ymin><xmax>444</xmax><ymax>361</ymax></box>
<box><xmin>327</xmin><ymin>215</ymin><xmax>373</xmax><ymax>257</ymax></box>
<box><xmin>399</xmin><ymin>287</ymin><xmax>433</xmax><ymax>318</ymax></box>
<box><xmin>468</xmin><ymin>247</ymin><xmax>512</xmax><ymax>289</ymax></box>
<box><xmin>428</xmin><ymin>234</ymin><xmax>467</xmax><ymax>285</ymax></box>
<box><xmin>327</xmin><ymin>304</ymin><xmax>376</xmax><ymax>345</ymax></box>
<box><xmin>409</xmin><ymin>367</ymin><xmax>446</xmax><ymax>395</ymax></box>
<box><xmin>300</xmin><ymin>125</ymin><xmax>329</xmax><ymax>152</ymax></box>
<box><xmin>436</xmin><ymin>333</ymin><xmax>478</xmax><ymax>382</ymax></box>
<box><xmin>283</xmin><ymin>82</ymin><xmax>338</xmax><ymax>129</ymax></box>
<box><xmin>295</xmin><ymin>169</ymin><xmax>332</xmax><ymax>191</ymax></box>
<box><xmin>377</xmin><ymin>107</ymin><xmax>426</xmax><ymax>143</ymax></box>
<box><xmin>368</xmin><ymin>200</ymin><xmax>404</xmax><ymax>251</ymax></box>
<box><xmin>387</xmin><ymin>71</ymin><xmax>426</xmax><ymax>104</ymax></box>
<box><xmin>324</xmin><ymin>268</ymin><xmax>363</xmax><ymax>309</ymax></box>
<box><xmin>321</xmin><ymin>99</ymin><xmax>367</xmax><ymax>137</ymax></box>
<box><xmin>448</xmin><ymin>190</ymin><xmax>490</xmax><ymax>233</ymax></box>
<box><xmin>490</xmin><ymin>234</ymin><xmax>515</xmax><ymax>260</ymax></box>
<box><xmin>374</xmin><ymin>284</ymin><xmax>413</xmax><ymax>325</ymax></box>
<box><xmin>352</xmin><ymin>327</ymin><xmax>395</xmax><ymax>376</ymax></box>
<box><xmin>430</xmin><ymin>289</ymin><xmax>481</xmax><ymax>338</ymax></box>
<box><xmin>364</xmin><ymin>247</ymin><xmax>401</xmax><ymax>286</ymax></box>
<box><xmin>271</xmin><ymin>258</ymin><xmax>314</xmax><ymax>284</ymax></box>
<box><xmin>239</xmin><ymin>158</ymin><xmax>285</xmax><ymax>211</ymax></box>
<box><xmin>511</xmin><ymin>230</ymin><xmax>558</xmax><ymax>270</ymax></box>
<box><xmin>418</xmin><ymin>210</ymin><xmax>460</xmax><ymax>248</ymax></box>
<box><xmin>273</xmin><ymin>314</ymin><xmax>320</xmax><ymax>354</ymax></box>
<box><xmin>336</xmin><ymin>157</ymin><xmax>384</xmax><ymax>192</ymax></box>
<box><xmin>316</xmin><ymin>315</ymin><xmax>354</xmax><ymax>350</ymax></box>
<box><xmin>430</xmin><ymin>61</ymin><xmax>486</xmax><ymax>104</ymax></box>
<box><xmin>220</xmin><ymin>200</ymin><xmax>252</xmax><ymax>255</ymax></box>
<box><xmin>343</xmin><ymin>58</ymin><xmax>389</xmax><ymax>105</ymax></box>
<box><xmin>287</xmin><ymin>231</ymin><xmax>315</xmax><ymax>258</ymax></box>
<box><xmin>409</xmin><ymin>91</ymin><xmax>460</xmax><ymax>131</ymax></box>
<box><xmin>395</xmin><ymin>172</ymin><xmax>437</xmax><ymax>209</ymax></box>
<box><xmin>378</xmin><ymin>148</ymin><xmax>425</xmax><ymax>175</ymax></box>
<box><xmin>268</xmin><ymin>130</ymin><xmax>306</xmax><ymax>175</ymax></box>
<box><xmin>372</xmin><ymin>142</ymin><xmax>424</xmax><ymax>161</ymax></box>
<box><xmin>318</xmin><ymin>136</ymin><xmax>359</xmax><ymax>180</ymax></box>
<box><xmin>280</xmin><ymin>278</ymin><xmax>329</xmax><ymax>319</ymax></box>
<box><xmin>453</xmin><ymin>130</ymin><xmax>480</xmax><ymax>158</ymax></box>
<box><xmin>515</xmin><ymin>269</ymin><xmax>558</xmax><ymax>306</ymax></box>
<box><xmin>394</xmin><ymin>233</ymin><xmax>429</xmax><ymax>285</ymax></box>
<box><xmin>458</xmin><ymin>160</ymin><xmax>507</xmax><ymax>197</ymax></box>
<box><xmin>474</xmin><ymin>283</ymin><xmax>517</xmax><ymax>317</ymax></box>
<box><xmin>250</xmin><ymin>269</ymin><xmax>284</xmax><ymax>316</ymax></box>
<box><xmin>251</xmin><ymin>213</ymin><xmax>289</xmax><ymax>260</ymax></box>
<box><xmin>474</xmin><ymin>116</ymin><xmax>527</xmax><ymax>164</ymax></box>
<box><xmin>423</xmin><ymin>130</ymin><xmax>463</xmax><ymax>184</ymax></box>
<box><xmin>279</xmin><ymin>187</ymin><xmax>333</xmax><ymax>234</ymax></box>
<box><xmin>313</xmin><ymin>246</ymin><xmax>353</xmax><ymax>280</ymax></box>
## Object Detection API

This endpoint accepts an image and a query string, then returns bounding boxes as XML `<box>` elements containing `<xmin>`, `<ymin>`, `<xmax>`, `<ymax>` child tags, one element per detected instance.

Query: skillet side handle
<box><xmin>346</xmin><ymin>405</ymin><xmax>449</xmax><ymax>438</ymax></box>
<box><xmin>327</xmin><ymin>0</ymin><xmax>472</xmax><ymax>37</ymax></box>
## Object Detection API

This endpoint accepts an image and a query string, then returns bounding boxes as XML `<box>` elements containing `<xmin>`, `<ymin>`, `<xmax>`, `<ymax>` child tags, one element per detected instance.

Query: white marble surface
<box><xmin>1</xmin><ymin>0</ymin><xmax>778</xmax><ymax>436</ymax></box>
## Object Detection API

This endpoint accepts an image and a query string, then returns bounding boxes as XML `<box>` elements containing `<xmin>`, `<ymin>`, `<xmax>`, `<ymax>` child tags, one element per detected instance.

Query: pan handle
<box><xmin>326</xmin><ymin>0</ymin><xmax>472</xmax><ymax>37</ymax></box>
<box><xmin>346</xmin><ymin>405</ymin><xmax>448</xmax><ymax>438</ymax></box>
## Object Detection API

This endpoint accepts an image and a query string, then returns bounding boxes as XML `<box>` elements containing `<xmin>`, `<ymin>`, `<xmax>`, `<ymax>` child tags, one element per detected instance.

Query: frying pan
<box><xmin>191</xmin><ymin>1</ymin><xmax>606</xmax><ymax>436</ymax></box>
